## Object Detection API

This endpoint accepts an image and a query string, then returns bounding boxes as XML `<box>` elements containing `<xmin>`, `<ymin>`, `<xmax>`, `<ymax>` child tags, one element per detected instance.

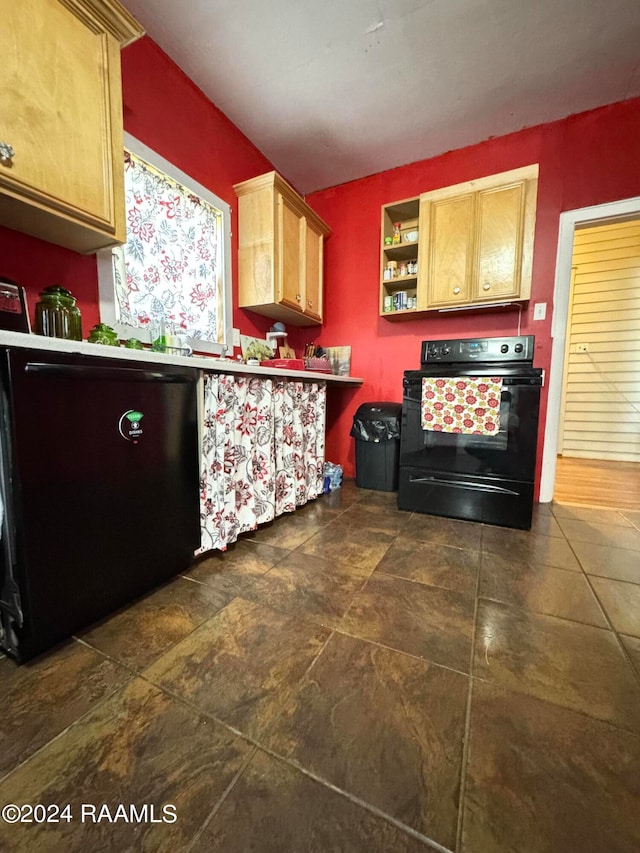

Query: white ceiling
<box><xmin>123</xmin><ymin>0</ymin><xmax>640</xmax><ymax>194</ymax></box>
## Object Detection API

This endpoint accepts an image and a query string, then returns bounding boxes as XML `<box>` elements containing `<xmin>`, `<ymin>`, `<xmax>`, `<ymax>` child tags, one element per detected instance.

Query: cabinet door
<box><xmin>237</xmin><ymin>188</ymin><xmax>277</xmax><ymax>309</ymax></box>
<box><xmin>277</xmin><ymin>193</ymin><xmax>303</xmax><ymax>311</ymax></box>
<box><xmin>0</xmin><ymin>0</ymin><xmax>125</xmax><ymax>246</ymax></box>
<box><xmin>473</xmin><ymin>182</ymin><xmax>525</xmax><ymax>301</ymax></box>
<box><xmin>303</xmin><ymin>220</ymin><xmax>323</xmax><ymax>322</ymax></box>
<box><xmin>426</xmin><ymin>194</ymin><xmax>475</xmax><ymax>307</ymax></box>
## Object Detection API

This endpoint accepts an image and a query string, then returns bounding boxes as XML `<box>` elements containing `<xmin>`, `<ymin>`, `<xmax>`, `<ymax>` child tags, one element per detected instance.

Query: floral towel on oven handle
<box><xmin>421</xmin><ymin>377</ymin><xmax>503</xmax><ymax>435</ymax></box>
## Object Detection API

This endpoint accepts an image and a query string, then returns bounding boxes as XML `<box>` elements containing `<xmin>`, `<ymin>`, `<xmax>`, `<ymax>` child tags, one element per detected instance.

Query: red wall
<box><xmin>306</xmin><ymin>98</ymin><xmax>640</xmax><ymax>490</ymax></box>
<box><xmin>2</xmin><ymin>34</ymin><xmax>639</xmax><ymax>494</ymax></box>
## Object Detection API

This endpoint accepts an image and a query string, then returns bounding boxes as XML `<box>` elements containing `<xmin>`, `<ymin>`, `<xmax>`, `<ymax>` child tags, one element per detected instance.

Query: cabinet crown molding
<box><xmin>234</xmin><ymin>171</ymin><xmax>330</xmax><ymax>236</ymax></box>
<box><xmin>59</xmin><ymin>0</ymin><xmax>145</xmax><ymax>46</ymax></box>
<box><xmin>420</xmin><ymin>164</ymin><xmax>539</xmax><ymax>202</ymax></box>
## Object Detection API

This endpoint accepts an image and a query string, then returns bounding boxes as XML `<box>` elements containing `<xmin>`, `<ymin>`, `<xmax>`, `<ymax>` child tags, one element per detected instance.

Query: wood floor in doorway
<box><xmin>554</xmin><ymin>455</ymin><xmax>640</xmax><ymax>510</ymax></box>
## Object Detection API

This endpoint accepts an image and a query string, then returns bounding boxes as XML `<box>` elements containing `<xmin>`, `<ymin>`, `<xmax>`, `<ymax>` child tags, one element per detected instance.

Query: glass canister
<box><xmin>124</xmin><ymin>338</ymin><xmax>144</xmax><ymax>350</ymax></box>
<box><xmin>34</xmin><ymin>286</ymin><xmax>82</xmax><ymax>341</ymax></box>
<box><xmin>87</xmin><ymin>323</ymin><xmax>120</xmax><ymax>346</ymax></box>
<box><xmin>66</xmin><ymin>293</ymin><xmax>83</xmax><ymax>341</ymax></box>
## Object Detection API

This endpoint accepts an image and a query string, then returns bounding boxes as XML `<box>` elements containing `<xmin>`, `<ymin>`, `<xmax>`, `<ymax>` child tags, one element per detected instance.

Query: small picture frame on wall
<box><xmin>325</xmin><ymin>346</ymin><xmax>352</xmax><ymax>376</ymax></box>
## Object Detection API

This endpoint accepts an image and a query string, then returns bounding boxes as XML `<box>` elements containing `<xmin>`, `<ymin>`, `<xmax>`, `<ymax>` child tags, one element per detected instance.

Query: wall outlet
<box><xmin>576</xmin><ymin>343</ymin><xmax>589</xmax><ymax>353</ymax></box>
<box><xmin>232</xmin><ymin>327</ymin><xmax>241</xmax><ymax>348</ymax></box>
<box><xmin>533</xmin><ymin>302</ymin><xmax>547</xmax><ymax>321</ymax></box>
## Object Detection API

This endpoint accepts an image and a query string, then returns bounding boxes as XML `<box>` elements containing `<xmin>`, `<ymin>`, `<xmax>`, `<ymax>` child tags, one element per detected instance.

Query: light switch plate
<box><xmin>232</xmin><ymin>327</ymin><xmax>241</xmax><ymax>347</ymax></box>
<box><xmin>533</xmin><ymin>302</ymin><xmax>547</xmax><ymax>321</ymax></box>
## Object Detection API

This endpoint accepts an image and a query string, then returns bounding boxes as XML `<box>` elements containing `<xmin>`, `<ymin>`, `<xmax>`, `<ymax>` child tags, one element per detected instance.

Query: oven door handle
<box><xmin>408</xmin><ymin>474</ymin><xmax>521</xmax><ymax>496</ymax></box>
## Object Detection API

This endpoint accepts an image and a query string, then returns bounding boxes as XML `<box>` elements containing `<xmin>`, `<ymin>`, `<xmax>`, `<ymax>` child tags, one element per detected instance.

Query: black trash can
<box><xmin>350</xmin><ymin>401</ymin><xmax>402</xmax><ymax>491</ymax></box>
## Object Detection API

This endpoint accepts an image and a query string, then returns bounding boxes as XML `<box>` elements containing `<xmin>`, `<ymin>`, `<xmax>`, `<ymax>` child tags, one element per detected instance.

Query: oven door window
<box><xmin>401</xmin><ymin>380</ymin><xmax>539</xmax><ymax>481</ymax></box>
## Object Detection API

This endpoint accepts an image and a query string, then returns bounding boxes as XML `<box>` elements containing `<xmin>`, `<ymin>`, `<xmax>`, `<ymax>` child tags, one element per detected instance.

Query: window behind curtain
<box><xmin>98</xmin><ymin>134</ymin><xmax>232</xmax><ymax>355</ymax></box>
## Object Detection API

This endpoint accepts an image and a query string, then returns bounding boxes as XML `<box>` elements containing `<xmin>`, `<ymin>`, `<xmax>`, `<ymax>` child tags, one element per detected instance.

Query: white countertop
<box><xmin>0</xmin><ymin>331</ymin><xmax>363</xmax><ymax>385</ymax></box>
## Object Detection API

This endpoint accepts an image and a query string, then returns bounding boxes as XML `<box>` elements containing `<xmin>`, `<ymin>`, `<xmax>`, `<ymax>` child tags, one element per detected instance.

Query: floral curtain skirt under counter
<box><xmin>199</xmin><ymin>373</ymin><xmax>327</xmax><ymax>551</ymax></box>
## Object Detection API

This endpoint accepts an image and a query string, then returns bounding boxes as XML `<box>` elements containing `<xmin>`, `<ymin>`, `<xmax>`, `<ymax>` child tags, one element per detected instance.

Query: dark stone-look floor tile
<box><xmin>376</xmin><ymin>539</ymin><xmax>479</xmax><ymax>595</ymax></box>
<box><xmin>189</xmin><ymin>540</ymin><xmax>290</xmax><ymax>584</ymax></box>
<box><xmin>402</xmin><ymin>514</ymin><xmax>482</xmax><ymax>550</ymax></box>
<box><xmin>479</xmin><ymin>553</ymin><xmax>607</xmax><ymax>627</ymax></box>
<box><xmin>590</xmin><ymin>577</ymin><xmax>640</xmax><ymax>638</ymax></box>
<box><xmin>529</xmin><ymin>510</ymin><xmax>564</xmax><ymax>538</ymax></box>
<box><xmin>239</xmin><ymin>551</ymin><xmax>371</xmax><ymax>630</ymax></box>
<box><xmin>474</xmin><ymin>600</ymin><xmax>640</xmax><ymax>733</ymax></box>
<box><xmin>201</xmin><ymin>749</ymin><xmax>433</xmax><ymax>852</ymax></box>
<box><xmin>552</xmin><ymin>503</ymin><xmax>633</xmax><ymax>526</ymax></box>
<box><xmin>621</xmin><ymin>634</ymin><xmax>640</xmax><ymax>676</ymax></box>
<box><xmin>556</xmin><ymin>518</ymin><xmax>640</xmax><ymax>550</ymax></box>
<box><xmin>264</xmin><ymin>632</ymin><xmax>467</xmax><ymax>848</ymax></box>
<box><xmin>0</xmin><ymin>678</ymin><xmax>251</xmax><ymax>853</ymax></box>
<box><xmin>0</xmin><ymin>641</ymin><xmax>130</xmax><ymax>781</ymax></box>
<box><xmin>341</xmin><ymin>571</ymin><xmax>475</xmax><ymax>671</ymax></box>
<box><xmin>298</xmin><ymin>520</ymin><xmax>395</xmax><ymax>571</ymax></box>
<box><xmin>355</xmin><ymin>488</ymin><xmax>402</xmax><ymax>509</ymax></box>
<box><xmin>572</xmin><ymin>540</ymin><xmax>640</xmax><ymax>584</ymax></box>
<box><xmin>243</xmin><ymin>511</ymin><xmax>329</xmax><ymax>549</ymax></box>
<box><xmin>463</xmin><ymin>681</ymin><xmax>640</xmax><ymax>853</ymax></box>
<box><xmin>533</xmin><ymin>501</ymin><xmax>553</xmax><ymax>516</ymax></box>
<box><xmin>80</xmin><ymin>575</ymin><xmax>235</xmax><ymax>672</ymax></box>
<box><xmin>322</xmin><ymin>481</ymin><xmax>362</xmax><ymax>510</ymax></box>
<box><xmin>482</xmin><ymin>528</ymin><xmax>581</xmax><ymax>571</ymax></box>
<box><xmin>335</xmin><ymin>502</ymin><xmax>412</xmax><ymax>535</ymax></box>
<box><xmin>143</xmin><ymin>597</ymin><xmax>330</xmax><ymax>739</ymax></box>
<box><xmin>294</xmin><ymin>490</ymin><xmax>352</xmax><ymax>521</ymax></box>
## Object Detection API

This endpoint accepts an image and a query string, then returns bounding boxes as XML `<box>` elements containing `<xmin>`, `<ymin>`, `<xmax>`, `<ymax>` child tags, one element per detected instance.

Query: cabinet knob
<box><xmin>453</xmin><ymin>287</ymin><xmax>461</xmax><ymax>295</ymax></box>
<box><xmin>307</xmin><ymin>300</ymin><xmax>312</xmax><ymax>308</ymax></box>
<box><xmin>296</xmin><ymin>294</ymin><xmax>301</xmax><ymax>302</ymax></box>
<box><xmin>483</xmin><ymin>283</ymin><xmax>491</xmax><ymax>291</ymax></box>
<box><xmin>0</xmin><ymin>142</ymin><xmax>15</xmax><ymax>162</ymax></box>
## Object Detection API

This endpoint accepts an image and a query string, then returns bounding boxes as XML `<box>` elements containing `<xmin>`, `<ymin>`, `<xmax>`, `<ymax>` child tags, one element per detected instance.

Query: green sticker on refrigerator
<box><xmin>119</xmin><ymin>410</ymin><xmax>144</xmax><ymax>441</ymax></box>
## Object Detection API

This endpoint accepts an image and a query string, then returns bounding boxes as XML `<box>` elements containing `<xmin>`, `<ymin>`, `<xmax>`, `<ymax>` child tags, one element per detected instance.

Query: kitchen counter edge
<box><xmin>0</xmin><ymin>332</ymin><xmax>363</xmax><ymax>385</ymax></box>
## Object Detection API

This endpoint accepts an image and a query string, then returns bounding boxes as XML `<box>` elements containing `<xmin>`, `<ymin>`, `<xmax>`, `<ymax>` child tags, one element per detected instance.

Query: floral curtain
<box><xmin>199</xmin><ymin>374</ymin><xmax>327</xmax><ymax>551</ymax></box>
<box><xmin>115</xmin><ymin>150</ymin><xmax>223</xmax><ymax>343</ymax></box>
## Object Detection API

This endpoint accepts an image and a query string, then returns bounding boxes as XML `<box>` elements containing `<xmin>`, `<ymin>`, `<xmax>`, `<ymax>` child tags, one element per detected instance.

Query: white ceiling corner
<box><xmin>122</xmin><ymin>0</ymin><xmax>640</xmax><ymax>194</ymax></box>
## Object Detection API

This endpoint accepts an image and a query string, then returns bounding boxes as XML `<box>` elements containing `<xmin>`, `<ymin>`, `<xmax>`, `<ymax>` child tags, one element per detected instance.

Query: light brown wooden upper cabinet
<box><xmin>234</xmin><ymin>171</ymin><xmax>330</xmax><ymax>326</ymax></box>
<box><xmin>0</xmin><ymin>0</ymin><xmax>143</xmax><ymax>254</ymax></box>
<box><xmin>418</xmin><ymin>165</ymin><xmax>538</xmax><ymax>310</ymax></box>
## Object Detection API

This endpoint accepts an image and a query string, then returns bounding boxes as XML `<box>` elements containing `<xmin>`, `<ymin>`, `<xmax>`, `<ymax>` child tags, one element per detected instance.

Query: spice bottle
<box><xmin>392</xmin><ymin>222</ymin><xmax>401</xmax><ymax>245</ymax></box>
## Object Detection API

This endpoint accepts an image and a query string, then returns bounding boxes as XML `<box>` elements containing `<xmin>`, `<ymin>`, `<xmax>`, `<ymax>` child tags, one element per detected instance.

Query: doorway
<box><xmin>540</xmin><ymin>196</ymin><xmax>640</xmax><ymax>505</ymax></box>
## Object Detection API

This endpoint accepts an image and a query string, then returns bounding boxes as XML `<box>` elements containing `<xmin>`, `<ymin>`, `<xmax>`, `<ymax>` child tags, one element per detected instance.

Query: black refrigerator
<box><xmin>0</xmin><ymin>347</ymin><xmax>201</xmax><ymax>663</ymax></box>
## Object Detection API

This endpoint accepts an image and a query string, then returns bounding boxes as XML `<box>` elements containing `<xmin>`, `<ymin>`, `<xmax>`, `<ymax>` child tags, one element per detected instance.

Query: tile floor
<box><xmin>1</xmin><ymin>481</ymin><xmax>639</xmax><ymax>852</ymax></box>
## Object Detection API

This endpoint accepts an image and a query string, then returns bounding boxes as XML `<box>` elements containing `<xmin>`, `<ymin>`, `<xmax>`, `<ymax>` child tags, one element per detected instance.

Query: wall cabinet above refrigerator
<box><xmin>0</xmin><ymin>0</ymin><xmax>144</xmax><ymax>254</ymax></box>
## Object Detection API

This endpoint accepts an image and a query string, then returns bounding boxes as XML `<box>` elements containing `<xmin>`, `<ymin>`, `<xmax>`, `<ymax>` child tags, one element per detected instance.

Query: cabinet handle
<box><xmin>453</xmin><ymin>287</ymin><xmax>461</xmax><ymax>295</ymax></box>
<box><xmin>307</xmin><ymin>300</ymin><xmax>312</xmax><ymax>307</ymax></box>
<box><xmin>296</xmin><ymin>294</ymin><xmax>301</xmax><ymax>302</ymax></box>
<box><xmin>483</xmin><ymin>283</ymin><xmax>491</xmax><ymax>291</ymax></box>
<box><xmin>0</xmin><ymin>142</ymin><xmax>15</xmax><ymax>162</ymax></box>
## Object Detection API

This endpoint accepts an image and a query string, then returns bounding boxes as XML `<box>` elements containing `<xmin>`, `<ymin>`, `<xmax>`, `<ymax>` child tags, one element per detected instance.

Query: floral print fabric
<box><xmin>199</xmin><ymin>374</ymin><xmax>326</xmax><ymax>551</ymax></box>
<box><xmin>116</xmin><ymin>150</ymin><xmax>223</xmax><ymax>344</ymax></box>
<box><xmin>421</xmin><ymin>377</ymin><xmax>503</xmax><ymax>435</ymax></box>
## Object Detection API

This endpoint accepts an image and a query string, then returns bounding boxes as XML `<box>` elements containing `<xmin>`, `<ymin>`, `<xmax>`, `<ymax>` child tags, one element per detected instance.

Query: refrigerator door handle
<box><xmin>24</xmin><ymin>363</ymin><xmax>195</xmax><ymax>383</ymax></box>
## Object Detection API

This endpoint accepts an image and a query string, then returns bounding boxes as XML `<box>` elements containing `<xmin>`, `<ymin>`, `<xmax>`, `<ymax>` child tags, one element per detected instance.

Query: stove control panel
<box><xmin>421</xmin><ymin>335</ymin><xmax>535</xmax><ymax>365</ymax></box>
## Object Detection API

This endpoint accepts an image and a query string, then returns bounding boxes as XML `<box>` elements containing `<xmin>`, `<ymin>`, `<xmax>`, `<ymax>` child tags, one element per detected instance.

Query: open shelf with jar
<box><xmin>379</xmin><ymin>196</ymin><xmax>421</xmax><ymax>316</ymax></box>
